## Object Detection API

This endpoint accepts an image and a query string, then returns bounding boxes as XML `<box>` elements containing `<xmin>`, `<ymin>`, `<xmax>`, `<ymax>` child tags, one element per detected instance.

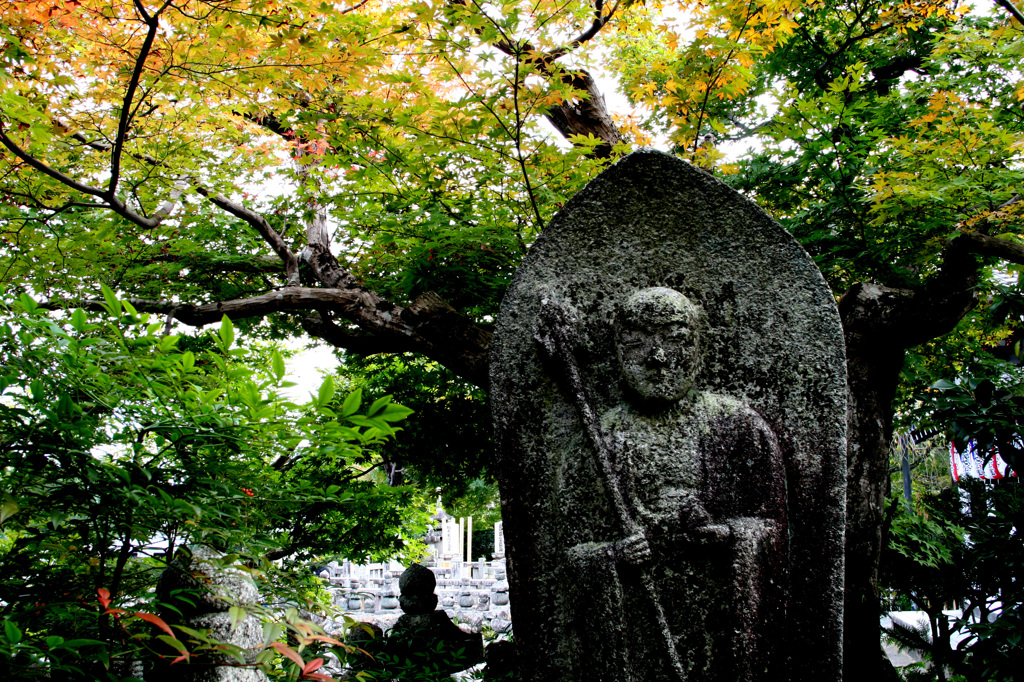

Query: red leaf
<box><xmin>133</xmin><ymin>611</ymin><xmax>175</xmax><ymax>639</ymax></box>
<box><xmin>305</xmin><ymin>674</ymin><xmax>333</xmax><ymax>682</ymax></box>
<box><xmin>302</xmin><ymin>657</ymin><xmax>325</xmax><ymax>675</ymax></box>
<box><xmin>170</xmin><ymin>653</ymin><xmax>190</xmax><ymax>665</ymax></box>
<box><xmin>270</xmin><ymin>641</ymin><xmax>305</xmax><ymax>669</ymax></box>
<box><xmin>97</xmin><ymin>588</ymin><xmax>111</xmax><ymax>610</ymax></box>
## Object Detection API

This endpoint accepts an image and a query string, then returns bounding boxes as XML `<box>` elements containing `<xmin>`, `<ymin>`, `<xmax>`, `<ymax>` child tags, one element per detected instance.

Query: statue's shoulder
<box><xmin>693</xmin><ymin>391</ymin><xmax>747</xmax><ymax>417</ymax></box>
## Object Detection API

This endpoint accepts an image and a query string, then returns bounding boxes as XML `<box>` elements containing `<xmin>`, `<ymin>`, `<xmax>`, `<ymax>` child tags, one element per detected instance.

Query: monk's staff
<box><xmin>534</xmin><ymin>299</ymin><xmax>686</xmax><ymax>681</ymax></box>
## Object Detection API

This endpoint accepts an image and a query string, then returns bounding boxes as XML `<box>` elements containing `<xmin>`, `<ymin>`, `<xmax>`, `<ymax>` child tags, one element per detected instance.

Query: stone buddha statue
<box><xmin>560</xmin><ymin>287</ymin><xmax>788</xmax><ymax>681</ymax></box>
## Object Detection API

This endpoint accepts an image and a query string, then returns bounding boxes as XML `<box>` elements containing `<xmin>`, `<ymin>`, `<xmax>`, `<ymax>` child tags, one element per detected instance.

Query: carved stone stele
<box><xmin>491</xmin><ymin>150</ymin><xmax>847</xmax><ymax>681</ymax></box>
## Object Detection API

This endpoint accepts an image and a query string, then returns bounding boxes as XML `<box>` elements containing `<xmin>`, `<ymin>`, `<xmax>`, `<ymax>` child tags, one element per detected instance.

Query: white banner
<box><xmin>950</xmin><ymin>440</ymin><xmax>1018</xmax><ymax>481</ymax></box>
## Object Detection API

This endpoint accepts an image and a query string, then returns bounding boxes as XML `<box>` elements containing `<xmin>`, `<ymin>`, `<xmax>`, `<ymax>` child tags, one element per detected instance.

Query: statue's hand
<box><xmin>692</xmin><ymin>523</ymin><xmax>732</xmax><ymax>545</ymax></box>
<box><xmin>614</xmin><ymin>533</ymin><xmax>653</xmax><ymax>566</ymax></box>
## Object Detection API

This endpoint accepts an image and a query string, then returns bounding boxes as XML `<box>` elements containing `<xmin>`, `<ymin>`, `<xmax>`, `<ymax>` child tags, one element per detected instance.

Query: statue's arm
<box><xmin>737</xmin><ymin>411</ymin><xmax>787</xmax><ymax>521</ymax></box>
<box><xmin>648</xmin><ymin>490</ymin><xmax>732</xmax><ymax>545</ymax></box>
<box><xmin>566</xmin><ymin>536</ymin><xmax>654</xmax><ymax>567</ymax></box>
<box><xmin>679</xmin><ymin>494</ymin><xmax>732</xmax><ymax>544</ymax></box>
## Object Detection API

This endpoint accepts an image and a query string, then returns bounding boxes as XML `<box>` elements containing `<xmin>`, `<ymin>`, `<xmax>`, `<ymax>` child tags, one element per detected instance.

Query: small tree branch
<box><xmin>241</xmin><ymin>112</ymin><xmax>298</xmax><ymax>142</ymax></box>
<box><xmin>146</xmin><ymin>252</ymin><xmax>286</xmax><ymax>275</ymax></box>
<box><xmin>339</xmin><ymin>0</ymin><xmax>372</xmax><ymax>13</ymax></box>
<box><xmin>0</xmin><ymin>121</ymin><xmax>165</xmax><ymax>228</ymax></box>
<box><xmin>152</xmin><ymin>179</ymin><xmax>188</xmax><ymax>221</ymax></box>
<box><xmin>994</xmin><ymin>0</ymin><xmax>1024</xmax><ymax>26</ymax></box>
<box><xmin>110</xmin><ymin>2</ymin><xmax>164</xmax><ymax>195</ymax></box>
<box><xmin>547</xmin><ymin>0</ymin><xmax>622</xmax><ymax>61</ymax></box>
<box><xmin>722</xmin><ymin>114</ymin><xmax>777</xmax><ymax>140</ymax></box>
<box><xmin>196</xmin><ymin>188</ymin><xmax>300</xmax><ymax>285</ymax></box>
<box><xmin>0</xmin><ymin>123</ymin><xmax>108</xmax><ymax>200</ymax></box>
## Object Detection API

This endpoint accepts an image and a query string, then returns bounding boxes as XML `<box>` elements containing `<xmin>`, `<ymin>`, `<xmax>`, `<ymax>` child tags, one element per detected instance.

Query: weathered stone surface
<box><xmin>183</xmin><ymin>668</ymin><xmax>268</xmax><ymax>682</ymax></box>
<box><xmin>154</xmin><ymin>547</ymin><xmax>268</xmax><ymax>682</ymax></box>
<box><xmin>157</xmin><ymin>545</ymin><xmax>260</xmax><ymax>617</ymax></box>
<box><xmin>491</xmin><ymin>150</ymin><xmax>846</xmax><ymax>681</ymax></box>
<box><xmin>189</xmin><ymin>612</ymin><xmax>264</xmax><ymax>653</ymax></box>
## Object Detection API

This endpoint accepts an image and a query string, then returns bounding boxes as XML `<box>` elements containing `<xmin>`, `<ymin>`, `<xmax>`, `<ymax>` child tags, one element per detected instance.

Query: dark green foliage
<box><xmin>907</xmin><ymin>283</ymin><xmax>1024</xmax><ymax>475</ymax></box>
<box><xmin>726</xmin><ymin>12</ymin><xmax>1024</xmax><ymax>295</ymax></box>
<box><xmin>345</xmin><ymin>619</ymin><xmax>486</xmax><ymax>682</ymax></box>
<box><xmin>339</xmin><ymin>353</ymin><xmax>493</xmax><ymax>505</ymax></box>
<box><xmin>0</xmin><ymin>292</ymin><xmax>422</xmax><ymax>678</ymax></box>
<box><xmin>881</xmin><ymin>480</ymin><xmax>1024</xmax><ymax>681</ymax></box>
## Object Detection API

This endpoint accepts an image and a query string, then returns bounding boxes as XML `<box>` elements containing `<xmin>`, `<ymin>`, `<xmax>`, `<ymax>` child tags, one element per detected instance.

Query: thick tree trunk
<box><xmin>841</xmin><ymin>295</ymin><xmax>906</xmax><ymax>682</ymax></box>
<box><xmin>838</xmin><ymin>247</ymin><xmax>979</xmax><ymax>681</ymax></box>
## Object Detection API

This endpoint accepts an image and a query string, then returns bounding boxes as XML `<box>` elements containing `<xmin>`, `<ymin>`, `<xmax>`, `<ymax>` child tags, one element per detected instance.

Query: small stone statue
<box><xmin>385</xmin><ymin>564</ymin><xmax>483</xmax><ymax>675</ymax></box>
<box><xmin>153</xmin><ymin>546</ymin><xmax>267</xmax><ymax>682</ymax></box>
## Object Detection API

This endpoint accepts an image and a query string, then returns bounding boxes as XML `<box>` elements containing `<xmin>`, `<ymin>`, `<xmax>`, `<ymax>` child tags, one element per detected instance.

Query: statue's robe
<box><xmin>557</xmin><ymin>393</ymin><xmax>788</xmax><ymax>681</ymax></box>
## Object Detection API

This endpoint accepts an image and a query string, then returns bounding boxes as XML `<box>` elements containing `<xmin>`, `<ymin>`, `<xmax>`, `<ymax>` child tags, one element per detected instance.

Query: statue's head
<box><xmin>615</xmin><ymin>287</ymin><xmax>701</xmax><ymax>404</ymax></box>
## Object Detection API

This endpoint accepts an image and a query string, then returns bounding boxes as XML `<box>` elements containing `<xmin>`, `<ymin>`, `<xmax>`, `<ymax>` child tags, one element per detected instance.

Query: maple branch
<box><xmin>339</xmin><ymin>0</ymin><xmax>372</xmax><ymax>14</ymax></box>
<box><xmin>443</xmin><ymin>0</ymin><xmax>624</xmax><ymax>156</ymax></box>
<box><xmin>0</xmin><ymin>124</ymin><xmax>108</xmax><ymax>200</ymax></box>
<box><xmin>195</xmin><ymin>188</ymin><xmax>300</xmax><ymax>285</ymax></box>
<box><xmin>38</xmin><ymin>286</ymin><xmax>493</xmax><ymax>387</ymax></box>
<box><xmin>840</xmin><ymin>252</ymin><xmax>978</xmax><ymax>352</ymax></box>
<box><xmin>300</xmin><ymin>311</ymin><xmax>416</xmax><ymax>355</ymax></box>
<box><xmin>152</xmin><ymin>179</ymin><xmax>188</xmax><ymax>221</ymax></box>
<box><xmin>953</xmin><ymin>231</ymin><xmax>1024</xmax><ymax>266</ymax></box>
<box><xmin>511</xmin><ymin>53</ymin><xmax>546</xmax><ymax>230</ymax></box>
<box><xmin>111</xmin><ymin>2</ymin><xmax>164</xmax><ymax>195</ymax></box>
<box><xmin>0</xmin><ymin>121</ymin><xmax>166</xmax><ymax>228</ymax></box>
<box><xmin>541</xmin><ymin>69</ymin><xmax>624</xmax><ymax>157</ymax></box>
<box><xmin>548</xmin><ymin>0</ymin><xmax>622</xmax><ymax>60</ymax></box>
<box><xmin>721</xmin><ymin>114</ymin><xmax>778</xmax><ymax>140</ymax></box>
<box><xmin>241</xmin><ymin>112</ymin><xmax>298</xmax><ymax>142</ymax></box>
<box><xmin>452</xmin><ymin>0</ymin><xmax>618</xmax><ymax>62</ymax></box>
<box><xmin>59</xmin><ymin>118</ymin><xmax>297</xmax><ymax>280</ymax></box>
<box><xmin>36</xmin><ymin>288</ymin><xmax>394</xmax><ymax>327</ymax></box>
<box><xmin>147</xmin><ymin>253</ymin><xmax>286</xmax><ymax>275</ymax></box>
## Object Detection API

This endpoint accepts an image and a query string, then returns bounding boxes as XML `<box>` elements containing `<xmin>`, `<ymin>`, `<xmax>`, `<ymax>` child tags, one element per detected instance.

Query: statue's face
<box><xmin>616</xmin><ymin>289</ymin><xmax>700</xmax><ymax>404</ymax></box>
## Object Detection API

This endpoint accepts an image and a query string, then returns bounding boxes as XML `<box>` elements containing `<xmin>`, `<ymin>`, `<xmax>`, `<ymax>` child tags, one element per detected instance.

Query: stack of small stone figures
<box><xmin>348</xmin><ymin>564</ymin><xmax>485</xmax><ymax>678</ymax></box>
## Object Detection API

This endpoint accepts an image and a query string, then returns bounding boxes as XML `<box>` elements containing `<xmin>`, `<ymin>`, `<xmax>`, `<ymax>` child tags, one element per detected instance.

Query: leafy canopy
<box><xmin>0</xmin><ymin>291</ymin><xmax>420</xmax><ymax>676</ymax></box>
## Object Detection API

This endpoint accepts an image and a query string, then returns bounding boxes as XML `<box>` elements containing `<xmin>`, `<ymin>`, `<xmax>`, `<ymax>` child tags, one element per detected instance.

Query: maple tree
<box><xmin>3</xmin><ymin>0</ymin><xmax>1024</xmax><ymax>679</ymax></box>
<box><xmin>710</xmin><ymin>8</ymin><xmax>1024</xmax><ymax>679</ymax></box>
<box><xmin>0</xmin><ymin>0</ymin><xmax>621</xmax><ymax>388</ymax></box>
<box><xmin>0</xmin><ymin>292</ymin><xmax>420</xmax><ymax>677</ymax></box>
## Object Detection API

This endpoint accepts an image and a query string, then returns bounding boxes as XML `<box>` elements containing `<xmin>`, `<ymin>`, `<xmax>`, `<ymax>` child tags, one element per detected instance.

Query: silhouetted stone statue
<box><xmin>491</xmin><ymin>150</ymin><xmax>847</xmax><ymax>681</ymax></box>
<box><xmin>385</xmin><ymin>564</ymin><xmax>483</xmax><ymax>675</ymax></box>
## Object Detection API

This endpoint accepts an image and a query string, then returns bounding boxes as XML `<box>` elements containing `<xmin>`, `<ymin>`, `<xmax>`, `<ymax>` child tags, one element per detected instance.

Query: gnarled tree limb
<box><xmin>39</xmin><ymin>286</ymin><xmax>493</xmax><ymax>387</ymax></box>
<box><xmin>955</xmin><ymin>231</ymin><xmax>1024</xmax><ymax>265</ymax></box>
